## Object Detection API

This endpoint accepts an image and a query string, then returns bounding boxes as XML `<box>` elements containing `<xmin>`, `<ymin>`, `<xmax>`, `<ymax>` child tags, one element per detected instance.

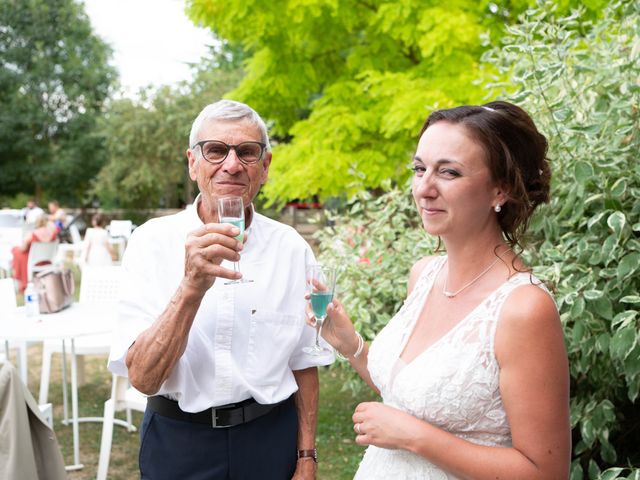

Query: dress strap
<box><xmin>486</xmin><ymin>272</ymin><xmax>554</xmax><ymax>351</ymax></box>
<box><xmin>397</xmin><ymin>256</ymin><xmax>447</xmax><ymax>332</ymax></box>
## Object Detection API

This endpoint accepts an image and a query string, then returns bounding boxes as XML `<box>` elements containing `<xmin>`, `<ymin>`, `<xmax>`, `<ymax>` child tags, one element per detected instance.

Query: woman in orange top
<box><xmin>11</xmin><ymin>214</ymin><xmax>58</xmax><ymax>292</ymax></box>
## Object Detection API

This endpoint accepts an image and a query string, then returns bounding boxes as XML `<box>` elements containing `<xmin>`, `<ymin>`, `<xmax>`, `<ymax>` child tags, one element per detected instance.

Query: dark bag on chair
<box><xmin>34</xmin><ymin>267</ymin><xmax>75</xmax><ymax>313</ymax></box>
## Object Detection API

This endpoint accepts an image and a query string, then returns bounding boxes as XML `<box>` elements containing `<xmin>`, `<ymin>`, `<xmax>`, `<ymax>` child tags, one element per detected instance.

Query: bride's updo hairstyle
<box><xmin>420</xmin><ymin>100</ymin><xmax>551</xmax><ymax>247</ymax></box>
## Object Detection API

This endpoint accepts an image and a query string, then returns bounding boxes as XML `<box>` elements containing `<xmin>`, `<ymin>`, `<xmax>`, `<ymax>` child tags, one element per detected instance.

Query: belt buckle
<box><xmin>211</xmin><ymin>407</ymin><xmax>233</xmax><ymax>428</ymax></box>
<box><xmin>211</xmin><ymin>408</ymin><xmax>225</xmax><ymax>428</ymax></box>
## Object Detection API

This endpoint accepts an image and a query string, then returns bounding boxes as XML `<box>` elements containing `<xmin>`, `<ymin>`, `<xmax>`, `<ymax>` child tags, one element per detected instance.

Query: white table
<box><xmin>0</xmin><ymin>226</ymin><xmax>23</xmax><ymax>273</ymax></box>
<box><xmin>1</xmin><ymin>302</ymin><xmax>116</xmax><ymax>471</ymax></box>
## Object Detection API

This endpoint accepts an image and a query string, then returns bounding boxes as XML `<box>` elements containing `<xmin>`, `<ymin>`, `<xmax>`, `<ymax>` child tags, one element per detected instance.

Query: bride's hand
<box><xmin>352</xmin><ymin>402</ymin><xmax>419</xmax><ymax>450</ymax></box>
<box><xmin>305</xmin><ymin>296</ymin><xmax>358</xmax><ymax>356</ymax></box>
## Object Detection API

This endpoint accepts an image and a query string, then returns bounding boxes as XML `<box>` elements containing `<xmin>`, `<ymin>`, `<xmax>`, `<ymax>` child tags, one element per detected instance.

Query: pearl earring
<box><xmin>494</xmin><ymin>204</ymin><xmax>502</xmax><ymax>213</ymax></box>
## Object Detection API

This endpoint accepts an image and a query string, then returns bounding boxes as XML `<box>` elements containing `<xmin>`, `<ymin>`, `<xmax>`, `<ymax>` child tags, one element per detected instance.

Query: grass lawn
<box><xmin>19</xmin><ymin>346</ymin><xmax>377</xmax><ymax>479</ymax></box>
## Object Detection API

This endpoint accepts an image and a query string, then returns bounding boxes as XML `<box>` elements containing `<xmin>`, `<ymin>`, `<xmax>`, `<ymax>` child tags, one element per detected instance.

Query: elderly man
<box><xmin>108</xmin><ymin>100</ymin><xmax>332</xmax><ymax>479</ymax></box>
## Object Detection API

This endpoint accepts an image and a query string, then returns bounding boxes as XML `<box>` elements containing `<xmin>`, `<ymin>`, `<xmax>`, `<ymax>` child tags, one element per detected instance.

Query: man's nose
<box><xmin>222</xmin><ymin>147</ymin><xmax>244</xmax><ymax>173</ymax></box>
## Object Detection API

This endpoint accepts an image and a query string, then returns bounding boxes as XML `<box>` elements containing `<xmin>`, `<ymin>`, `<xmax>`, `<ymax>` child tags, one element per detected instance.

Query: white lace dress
<box><xmin>354</xmin><ymin>256</ymin><xmax>550</xmax><ymax>480</ymax></box>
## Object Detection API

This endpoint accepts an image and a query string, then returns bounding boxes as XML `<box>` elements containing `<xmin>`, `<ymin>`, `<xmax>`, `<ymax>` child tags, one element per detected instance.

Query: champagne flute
<box><xmin>303</xmin><ymin>264</ymin><xmax>337</xmax><ymax>355</ymax></box>
<box><xmin>217</xmin><ymin>196</ymin><xmax>252</xmax><ymax>284</ymax></box>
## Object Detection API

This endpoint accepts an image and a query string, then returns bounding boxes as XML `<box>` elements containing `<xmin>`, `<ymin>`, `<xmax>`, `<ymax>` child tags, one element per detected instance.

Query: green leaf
<box><xmin>625</xmin><ymin>470</ymin><xmax>640</xmax><ymax>480</ymax></box>
<box><xmin>610</xmin><ymin>178</ymin><xmax>627</xmax><ymax>197</ymax></box>
<box><xmin>617</xmin><ymin>252</ymin><xmax>640</xmax><ymax>281</ymax></box>
<box><xmin>596</xmin><ymin>333</ymin><xmax>610</xmax><ymax>353</ymax></box>
<box><xmin>610</xmin><ymin>326</ymin><xmax>637</xmax><ymax>360</ymax></box>
<box><xmin>600</xmin><ymin>441</ymin><xmax>618</xmax><ymax>465</ymax></box>
<box><xmin>575</xmin><ymin>161</ymin><xmax>594</xmax><ymax>184</ymax></box>
<box><xmin>621</xmin><ymin>295</ymin><xmax>640</xmax><ymax>304</ymax></box>
<box><xmin>629</xmin><ymin>375</ymin><xmax>640</xmax><ymax>403</ymax></box>
<box><xmin>571</xmin><ymin>296</ymin><xmax>585</xmax><ymax>317</ymax></box>
<box><xmin>592</xmin><ymin>296</ymin><xmax>613</xmax><ymax>320</ymax></box>
<box><xmin>588</xmin><ymin>458</ymin><xmax>601</xmax><ymax>479</ymax></box>
<box><xmin>607</xmin><ymin>211</ymin><xmax>626</xmax><ymax>236</ymax></box>
<box><xmin>624</xmin><ymin>344</ymin><xmax>640</xmax><ymax>377</ymax></box>
<box><xmin>600</xmin><ymin>234</ymin><xmax>619</xmax><ymax>266</ymax></box>
<box><xmin>581</xmin><ymin>418</ymin><xmax>596</xmax><ymax>447</ymax></box>
<box><xmin>601</xmin><ymin>467</ymin><xmax>624</xmax><ymax>480</ymax></box>
<box><xmin>612</xmin><ymin>310</ymin><xmax>637</xmax><ymax>328</ymax></box>
<box><xmin>583</xmin><ymin>290</ymin><xmax>603</xmax><ymax>300</ymax></box>
<box><xmin>587</xmin><ymin>211</ymin><xmax>607</xmax><ymax>230</ymax></box>
<box><xmin>569</xmin><ymin>461</ymin><xmax>584</xmax><ymax>480</ymax></box>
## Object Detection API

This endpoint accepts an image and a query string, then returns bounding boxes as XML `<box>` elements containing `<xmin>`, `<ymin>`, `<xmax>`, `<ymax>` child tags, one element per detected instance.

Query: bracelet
<box><xmin>297</xmin><ymin>448</ymin><xmax>318</xmax><ymax>463</ymax></box>
<box><xmin>353</xmin><ymin>331</ymin><xmax>365</xmax><ymax>358</ymax></box>
<box><xmin>336</xmin><ymin>331</ymin><xmax>365</xmax><ymax>360</ymax></box>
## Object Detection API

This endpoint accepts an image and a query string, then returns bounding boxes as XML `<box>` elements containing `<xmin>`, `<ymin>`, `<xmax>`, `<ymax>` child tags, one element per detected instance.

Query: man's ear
<box><xmin>187</xmin><ymin>149</ymin><xmax>198</xmax><ymax>181</ymax></box>
<box><xmin>260</xmin><ymin>151</ymin><xmax>272</xmax><ymax>185</ymax></box>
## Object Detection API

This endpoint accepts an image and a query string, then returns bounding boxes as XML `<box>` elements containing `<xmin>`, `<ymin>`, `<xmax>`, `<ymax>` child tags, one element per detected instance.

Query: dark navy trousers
<box><xmin>139</xmin><ymin>397</ymin><xmax>298</xmax><ymax>480</ymax></box>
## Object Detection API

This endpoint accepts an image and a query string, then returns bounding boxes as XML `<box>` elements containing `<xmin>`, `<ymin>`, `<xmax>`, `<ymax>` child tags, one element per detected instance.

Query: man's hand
<box><xmin>183</xmin><ymin>222</ymin><xmax>244</xmax><ymax>292</ymax></box>
<box><xmin>291</xmin><ymin>458</ymin><xmax>316</xmax><ymax>480</ymax></box>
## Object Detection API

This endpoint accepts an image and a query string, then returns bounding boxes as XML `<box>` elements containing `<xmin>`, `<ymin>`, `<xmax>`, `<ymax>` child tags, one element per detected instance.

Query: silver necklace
<box><xmin>442</xmin><ymin>256</ymin><xmax>502</xmax><ymax>298</ymax></box>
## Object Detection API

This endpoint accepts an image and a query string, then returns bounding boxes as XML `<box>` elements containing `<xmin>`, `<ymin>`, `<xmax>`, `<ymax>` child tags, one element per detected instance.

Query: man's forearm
<box><xmin>125</xmin><ymin>281</ymin><xmax>204</xmax><ymax>394</ymax></box>
<box><xmin>292</xmin><ymin>367</ymin><xmax>319</xmax><ymax>450</ymax></box>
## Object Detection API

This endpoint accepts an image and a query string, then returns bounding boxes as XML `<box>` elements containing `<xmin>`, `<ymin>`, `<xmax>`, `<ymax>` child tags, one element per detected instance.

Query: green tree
<box><xmin>0</xmin><ymin>0</ymin><xmax>116</xmax><ymax>203</ymax></box>
<box><xmin>186</xmin><ymin>0</ymin><xmax>606</xmax><ymax>207</ymax></box>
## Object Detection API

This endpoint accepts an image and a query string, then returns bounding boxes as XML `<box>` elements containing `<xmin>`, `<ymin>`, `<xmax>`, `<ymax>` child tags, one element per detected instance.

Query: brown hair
<box><xmin>420</xmin><ymin>100</ymin><xmax>551</xmax><ymax>247</ymax></box>
<box><xmin>92</xmin><ymin>213</ymin><xmax>108</xmax><ymax>228</ymax></box>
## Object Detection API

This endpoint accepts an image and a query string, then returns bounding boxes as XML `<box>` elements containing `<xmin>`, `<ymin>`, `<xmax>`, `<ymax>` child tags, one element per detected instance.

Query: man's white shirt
<box><xmin>108</xmin><ymin>198</ymin><xmax>333</xmax><ymax>412</ymax></box>
<box><xmin>24</xmin><ymin>206</ymin><xmax>44</xmax><ymax>224</ymax></box>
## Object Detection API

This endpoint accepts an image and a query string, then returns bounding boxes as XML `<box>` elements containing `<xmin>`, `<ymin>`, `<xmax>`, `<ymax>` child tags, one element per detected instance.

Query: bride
<box><xmin>313</xmin><ymin>101</ymin><xmax>571</xmax><ymax>479</ymax></box>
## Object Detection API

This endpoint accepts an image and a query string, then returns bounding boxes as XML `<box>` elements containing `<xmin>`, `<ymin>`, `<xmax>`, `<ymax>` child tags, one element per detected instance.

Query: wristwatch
<box><xmin>297</xmin><ymin>448</ymin><xmax>318</xmax><ymax>463</ymax></box>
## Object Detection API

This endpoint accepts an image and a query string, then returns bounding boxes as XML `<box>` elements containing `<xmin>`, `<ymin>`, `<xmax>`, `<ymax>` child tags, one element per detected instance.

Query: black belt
<box><xmin>147</xmin><ymin>395</ymin><xmax>292</xmax><ymax>428</ymax></box>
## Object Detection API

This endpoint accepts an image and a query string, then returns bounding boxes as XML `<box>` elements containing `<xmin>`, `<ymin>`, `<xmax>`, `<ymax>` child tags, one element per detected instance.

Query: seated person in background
<box><xmin>22</xmin><ymin>199</ymin><xmax>44</xmax><ymax>225</ymax></box>
<box><xmin>82</xmin><ymin>213</ymin><xmax>115</xmax><ymax>266</ymax></box>
<box><xmin>11</xmin><ymin>215</ymin><xmax>58</xmax><ymax>292</ymax></box>
<box><xmin>47</xmin><ymin>200</ymin><xmax>67</xmax><ymax>232</ymax></box>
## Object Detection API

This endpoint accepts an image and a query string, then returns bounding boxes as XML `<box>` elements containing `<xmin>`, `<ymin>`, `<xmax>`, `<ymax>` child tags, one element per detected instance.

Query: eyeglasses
<box><xmin>192</xmin><ymin>140</ymin><xmax>266</xmax><ymax>165</ymax></box>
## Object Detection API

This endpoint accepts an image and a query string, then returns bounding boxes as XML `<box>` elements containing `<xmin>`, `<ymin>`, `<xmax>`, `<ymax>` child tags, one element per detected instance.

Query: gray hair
<box><xmin>189</xmin><ymin>99</ymin><xmax>271</xmax><ymax>150</ymax></box>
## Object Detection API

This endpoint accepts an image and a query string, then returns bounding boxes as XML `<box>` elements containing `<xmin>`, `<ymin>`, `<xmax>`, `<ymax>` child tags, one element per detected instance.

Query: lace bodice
<box><xmin>354</xmin><ymin>256</ymin><xmax>550</xmax><ymax>479</ymax></box>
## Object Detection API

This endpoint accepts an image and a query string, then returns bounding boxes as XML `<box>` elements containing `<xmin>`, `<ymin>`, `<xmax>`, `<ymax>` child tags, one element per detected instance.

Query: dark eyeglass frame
<box><xmin>192</xmin><ymin>140</ymin><xmax>267</xmax><ymax>165</ymax></box>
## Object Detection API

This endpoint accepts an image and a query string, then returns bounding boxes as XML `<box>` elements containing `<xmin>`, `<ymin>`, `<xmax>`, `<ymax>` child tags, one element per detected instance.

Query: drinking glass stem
<box><xmin>315</xmin><ymin>318</ymin><xmax>325</xmax><ymax>349</ymax></box>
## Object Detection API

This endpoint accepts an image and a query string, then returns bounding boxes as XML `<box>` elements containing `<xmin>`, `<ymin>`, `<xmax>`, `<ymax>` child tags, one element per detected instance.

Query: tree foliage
<box><xmin>186</xmin><ymin>0</ymin><xmax>607</xmax><ymax>207</ymax></box>
<box><xmin>0</xmin><ymin>0</ymin><xmax>115</xmax><ymax>203</ymax></box>
<box><xmin>316</xmin><ymin>1</ymin><xmax>639</xmax><ymax>477</ymax></box>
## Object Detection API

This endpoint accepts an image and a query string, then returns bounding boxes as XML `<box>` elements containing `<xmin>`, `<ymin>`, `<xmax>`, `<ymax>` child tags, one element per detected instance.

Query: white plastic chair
<box><xmin>38</xmin><ymin>266</ymin><xmax>123</xmax><ymax>424</ymax></box>
<box><xmin>108</xmin><ymin>220</ymin><xmax>133</xmax><ymax>240</ymax></box>
<box><xmin>0</xmin><ymin>278</ymin><xmax>29</xmax><ymax>383</ymax></box>
<box><xmin>27</xmin><ymin>240</ymin><xmax>59</xmax><ymax>281</ymax></box>
<box><xmin>55</xmin><ymin>224</ymin><xmax>83</xmax><ymax>266</ymax></box>
<box><xmin>96</xmin><ymin>375</ymin><xmax>147</xmax><ymax>480</ymax></box>
<box><xmin>107</xmin><ymin>220</ymin><xmax>133</xmax><ymax>264</ymax></box>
